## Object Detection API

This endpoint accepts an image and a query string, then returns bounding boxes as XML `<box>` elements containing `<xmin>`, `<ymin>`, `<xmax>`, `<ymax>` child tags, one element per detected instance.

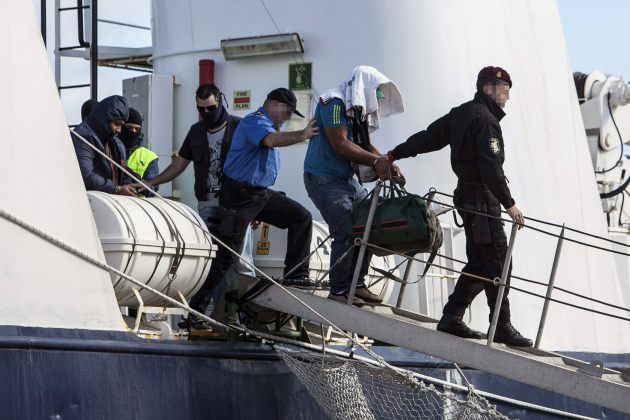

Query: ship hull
<box><xmin>1</xmin><ymin>326</ymin><xmax>627</xmax><ymax>419</ymax></box>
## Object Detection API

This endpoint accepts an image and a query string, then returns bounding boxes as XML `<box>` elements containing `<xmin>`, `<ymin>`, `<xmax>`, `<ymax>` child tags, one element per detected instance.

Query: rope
<box><xmin>99</xmin><ymin>193</ymin><xmax>138</xmax><ymax>290</ymax></box>
<box><xmin>429</xmin><ymin>196</ymin><xmax>630</xmax><ymax>259</ymax></box>
<box><xmin>7</xmin><ymin>204</ymin><xmax>456</xmax><ymax>388</ymax></box>
<box><xmin>435</xmin><ymin>252</ymin><xmax>630</xmax><ymax>314</ymax></box>
<box><xmin>127</xmin><ymin>198</ymin><xmax>168</xmax><ymax>289</ymax></box>
<box><xmin>258</xmin><ymin>0</ymin><xmax>321</xmax><ymax>100</ymax></box>
<box><xmin>364</xmin><ymin>242</ymin><xmax>630</xmax><ymax>322</ymax></box>
<box><xmin>432</xmin><ymin>190</ymin><xmax>630</xmax><ymax>251</ymax></box>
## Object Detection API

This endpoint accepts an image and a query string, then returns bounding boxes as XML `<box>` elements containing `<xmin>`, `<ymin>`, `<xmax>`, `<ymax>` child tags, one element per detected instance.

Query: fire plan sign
<box><xmin>233</xmin><ymin>90</ymin><xmax>251</xmax><ymax>110</ymax></box>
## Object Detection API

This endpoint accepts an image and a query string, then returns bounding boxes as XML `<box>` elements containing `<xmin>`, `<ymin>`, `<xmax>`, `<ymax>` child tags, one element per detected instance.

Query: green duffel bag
<box><xmin>350</xmin><ymin>181</ymin><xmax>443</xmax><ymax>263</ymax></box>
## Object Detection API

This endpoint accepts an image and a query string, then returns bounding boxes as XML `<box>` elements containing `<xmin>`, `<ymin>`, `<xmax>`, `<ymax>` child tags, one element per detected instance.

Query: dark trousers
<box><xmin>189</xmin><ymin>182</ymin><xmax>312</xmax><ymax>314</ymax></box>
<box><xmin>443</xmin><ymin>188</ymin><xmax>511</xmax><ymax>323</ymax></box>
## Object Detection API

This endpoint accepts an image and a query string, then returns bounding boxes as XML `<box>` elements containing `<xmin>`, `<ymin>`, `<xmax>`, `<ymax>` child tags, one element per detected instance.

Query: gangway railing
<box><xmin>422</xmin><ymin>190</ymin><xmax>630</xmax><ymax>325</ymax></box>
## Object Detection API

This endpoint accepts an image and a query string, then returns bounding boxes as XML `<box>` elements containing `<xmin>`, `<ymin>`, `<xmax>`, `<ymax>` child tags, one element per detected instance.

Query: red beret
<box><xmin>477</xmin><ymin>66</ymin><xmax>512</xmax><ymax>88</ymax></box>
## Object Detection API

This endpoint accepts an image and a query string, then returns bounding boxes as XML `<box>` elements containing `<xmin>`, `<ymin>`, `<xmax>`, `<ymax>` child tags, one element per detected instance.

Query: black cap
<box><xmin>127</xmin><ymin>108</ymin><xmax>143</xmax><ymax>125</ymax></box>
<box><xmin>266</xmin><ymin>88</ymin><xmax>305</xmax><ymax>118</ymax></box>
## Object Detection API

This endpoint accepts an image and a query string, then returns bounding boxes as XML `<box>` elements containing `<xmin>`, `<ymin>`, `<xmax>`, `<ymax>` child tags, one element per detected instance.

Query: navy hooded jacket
<box><xmin>72</xmin><ymin>95</ymin><xmax>130</xmax><ymax>193</ymax></box>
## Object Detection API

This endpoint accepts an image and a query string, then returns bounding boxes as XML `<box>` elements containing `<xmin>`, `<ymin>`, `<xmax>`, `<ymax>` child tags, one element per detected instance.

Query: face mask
<box><xmin>200</xmin><ymin>105</ymin><xmax>227</xmax><ymax>128</ymax></box>
<box><xmin>120</xmin><ymin>126</ymin><xmax>141</xmax><ymax>148</ymax></box>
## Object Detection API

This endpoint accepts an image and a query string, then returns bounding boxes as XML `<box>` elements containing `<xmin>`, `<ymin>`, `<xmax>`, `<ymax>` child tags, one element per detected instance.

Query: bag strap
<box><xmin>385</xmin><ymin>178</ymin><xmax>406</xmax><ymax>198</ymax></box>
<box><xmin>350</xmin><ymin>108</ymin><xmax>372</xmax><ymax>151</ymax></box>
<box><xmin>419</xmin><ymin>201</ymin><xmax>442</xmax><ymax>281</ymax></box>
<box><xmin>418</xmin><ymin>247</ymin><xmax>438</xmax><ymax>281</ymax></box>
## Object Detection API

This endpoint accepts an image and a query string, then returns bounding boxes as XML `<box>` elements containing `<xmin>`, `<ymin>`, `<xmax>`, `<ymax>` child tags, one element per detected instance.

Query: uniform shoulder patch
<box><xmin>489</xmin><ymin>138</ymin><xmax>501</xmax><ymax>155</ymax></box>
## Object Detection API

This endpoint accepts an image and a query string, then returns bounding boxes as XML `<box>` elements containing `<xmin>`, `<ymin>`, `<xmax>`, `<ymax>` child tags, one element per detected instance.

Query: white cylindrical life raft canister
<box><xmin>87</xmin><ymin>192</ymin><xmax>214</xmax><ymax>307</ymax></box>
<box><xmin>252</xmin><ymin>220</ymin><xmax>396</xmax><ymax>302</ymax></box>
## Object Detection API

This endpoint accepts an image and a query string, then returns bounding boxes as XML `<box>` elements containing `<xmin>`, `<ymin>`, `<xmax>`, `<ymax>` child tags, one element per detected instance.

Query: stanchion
<box><xmin>535</xmin><ymin>224</ymin><xmax>565</xmax><ymax>348</ymax></box>
<box><xmin>347</xmin><ymin>181</ymin><xmax>383</xmax><ymax>305</ymax></box>
<box><xmin>395</xmin><ymin>258</ymin><xmax>414</xmax><ymax>309</ymax></box>
<box><xmin>487</xmin><ymin>222</ymin><xmax>519</xmax><ymax>346</ymax></box>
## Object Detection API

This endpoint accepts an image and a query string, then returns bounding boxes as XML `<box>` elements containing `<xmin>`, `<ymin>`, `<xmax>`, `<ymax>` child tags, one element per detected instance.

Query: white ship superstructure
<box><xmin>149</xmin><ymin>0</ymin><xmax>630</xmax><ymax>353</ymax></box>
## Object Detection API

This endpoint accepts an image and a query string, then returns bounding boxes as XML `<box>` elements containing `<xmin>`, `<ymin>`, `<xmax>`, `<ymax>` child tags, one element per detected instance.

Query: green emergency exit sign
<box><xmin>289</xmin><ymin>63</ymin><xmax>312</xmax><ymax>91</ymax></box>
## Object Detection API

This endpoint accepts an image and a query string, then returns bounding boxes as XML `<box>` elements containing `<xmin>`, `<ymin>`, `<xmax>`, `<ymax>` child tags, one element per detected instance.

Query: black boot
<box><xmin>437</xmin><ymin>314</ymin><xmax>485</xmax><ymax>339</ymax></box>
<box><xmin>491</xmin><ymin>321</ymin><xmax>533</xmax><ymax>347</ymax></box>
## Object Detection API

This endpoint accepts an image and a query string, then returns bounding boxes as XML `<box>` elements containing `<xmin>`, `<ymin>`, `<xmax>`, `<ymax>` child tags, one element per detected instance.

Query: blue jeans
<box><xmin>198</xmin><ymin>205</ymin><xmax>255</xmax><ymax>312</ymax></box>
<box><xmin>303</xmin><ymin>173</ymin><xmax>371</xmax><ymax>294</ymax></box>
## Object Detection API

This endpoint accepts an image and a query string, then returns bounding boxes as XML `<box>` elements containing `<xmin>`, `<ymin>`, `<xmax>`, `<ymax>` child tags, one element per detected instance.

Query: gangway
<box><xmin>252</xmin><ymin>284</ymin><xmax>630</xmax><ymax>415</ymax></box>
<box><xmin>250</xmin><ymin>181</ymin><xmax>630</xmax><ymax>415</ymax></box>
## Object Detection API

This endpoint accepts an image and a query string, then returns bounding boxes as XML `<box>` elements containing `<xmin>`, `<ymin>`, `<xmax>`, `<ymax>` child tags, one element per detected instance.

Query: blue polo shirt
<box><xmin>304</xmin><ymin>97</ymin><xmax>355</xmax><ymax>179</ymax></box>
<box><xmin>223</xmin><ymin>107</ymin><xmax>280</xmax><ymax>188</ymax></box>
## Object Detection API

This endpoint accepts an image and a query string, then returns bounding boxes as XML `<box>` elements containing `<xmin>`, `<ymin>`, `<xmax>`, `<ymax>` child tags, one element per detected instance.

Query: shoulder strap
<box><xmin>219</xmin><ymin>116</ymin><xmax>241</xmax><ymax>177</ymax></box>
<box><xmin>418</xmin><ymin>248</ymin><xmax>438</xmax><ymax>281</ymax></box>
<box><xmin>350</xmin><ymin>111</ymin><xmax>372</xmax><ymax>151</ymax></box>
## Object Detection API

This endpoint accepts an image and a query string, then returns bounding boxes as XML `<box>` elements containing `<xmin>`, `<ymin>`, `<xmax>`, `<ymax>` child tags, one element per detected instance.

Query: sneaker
<box><xmin>281</xmin><ymin>276</ymin><xmax>317</xmax><ymax>288</ymax></box>
<box><xmin>491</xmin><ymin>322</ymin><xmax>533</xmax><ymax>347</ymax></box>
<box><xmin>437</xmin><ymin>314</ymin><xmax>485</xmax><ymax>339</ymax></box>
<box><xmin>327</xmin><ymin>292</ymin><xmax>366</xmax><ymax>307</ymax></box>
<box><xmin>354</xmin><ymin>286</ymin><xmax>383</xmax><ymax>304</ymax></box>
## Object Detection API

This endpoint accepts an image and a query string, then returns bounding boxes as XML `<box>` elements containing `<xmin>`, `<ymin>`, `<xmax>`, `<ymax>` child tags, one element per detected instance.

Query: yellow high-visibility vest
<box><xmin>127</xmin><ymin>147</ymin><xmax>158</xmax><ymax>178</ymax></box>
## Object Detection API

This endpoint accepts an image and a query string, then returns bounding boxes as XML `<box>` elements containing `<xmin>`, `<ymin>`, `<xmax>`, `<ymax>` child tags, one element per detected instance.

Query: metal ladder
<box><xmin>51</xmin><ymin>0</ymin><xmax>98</xmax><ymax>102</ymax></box>
<box><xmin>45</xmin><ymin>0</ymin><xmax>151</xmax><ymax>124</ymax></box>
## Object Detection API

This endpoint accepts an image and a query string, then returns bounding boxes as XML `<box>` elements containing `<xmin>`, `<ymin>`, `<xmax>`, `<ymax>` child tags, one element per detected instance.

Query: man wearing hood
<box><xmin>131</xmin><ymin>84</ymin><xmax>255</xmax><ymax>326</ymax></box>
<box><xmin>303</xmin><ymin>66</ymin><xmax>405</xmax><ymax>306</ymax></box>
<box><xmin>120</xmin><ymin>107</ymin><xmax>159</xmax><ymax>192</ymax></box>
<box><xmin>379</xmin><ymin>67</ymin><xmax>532</xmax><ymax>347</ymax></box>
<box><xmin>72</xmin><ymin>95</ymin><xmax>136</xmax><ymax>196</ymax></box>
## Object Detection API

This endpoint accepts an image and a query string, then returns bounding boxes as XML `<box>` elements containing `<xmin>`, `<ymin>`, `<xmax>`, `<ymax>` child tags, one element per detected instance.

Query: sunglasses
<box><xmin>197</xmin><ymin>105</ymin><xmax>218</xmax><ymax>113</ymax></box>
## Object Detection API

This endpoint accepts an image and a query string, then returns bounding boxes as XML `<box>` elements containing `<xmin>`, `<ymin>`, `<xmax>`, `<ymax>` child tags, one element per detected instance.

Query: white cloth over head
<box><xmin>319</xmin><ymin>65</ymin><xmax>404</xmax><ymax>132</ymax></box>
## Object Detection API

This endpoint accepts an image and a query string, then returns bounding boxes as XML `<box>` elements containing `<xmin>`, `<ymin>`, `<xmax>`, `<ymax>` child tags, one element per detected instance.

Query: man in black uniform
<box><xmin>375</xmin><ymin>66</ymin><xmax>531</xmax><ymax>347</ymax></box>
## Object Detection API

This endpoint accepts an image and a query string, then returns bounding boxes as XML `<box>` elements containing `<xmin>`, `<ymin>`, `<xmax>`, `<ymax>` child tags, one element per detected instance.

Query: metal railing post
<box><xmin>90</xmin><ymin>0</ymin><xmax>98</xmax><ymax>101</ymax></box>
<box><xmin>487</xmin><ymin>222</ymin><xmax>519</xmax><ymax>346</ymax></box>
<box><xmin>535</xmin><ymin>224</ymin><xmax>565</xmax><ymax>348</ymax></box>
<box><xmin>395</xmin><ymin>258</ymin><xmax>414</xmax><ymax>309</ymax></box>
<box><xmin>347</xmin><ymin>181</ymin><xmax>383</xmax><ymax>305</ymax></box>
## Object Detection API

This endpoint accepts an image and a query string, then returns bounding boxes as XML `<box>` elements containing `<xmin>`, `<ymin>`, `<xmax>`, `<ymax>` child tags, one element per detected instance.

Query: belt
<box><xmin>223</xmin><ymin>176</ymin><xmax>267</xmax><ymax>194</ymax></box>
<box><xmin>457</xmin><ymin>179</ymin><xmax>489</xmax><ymax>191</ymax></box>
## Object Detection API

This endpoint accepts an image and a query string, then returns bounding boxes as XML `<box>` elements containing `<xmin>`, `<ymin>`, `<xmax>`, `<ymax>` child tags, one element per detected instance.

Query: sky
<box><xmin>557</xmin><ymin>0</ymin><xmax>630</xmax><ymax>79</ymax></box>
<box><xmin>31</xmin><ymin>1</ymin><xmax>630</xmax><ymax>124</ymax></box>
